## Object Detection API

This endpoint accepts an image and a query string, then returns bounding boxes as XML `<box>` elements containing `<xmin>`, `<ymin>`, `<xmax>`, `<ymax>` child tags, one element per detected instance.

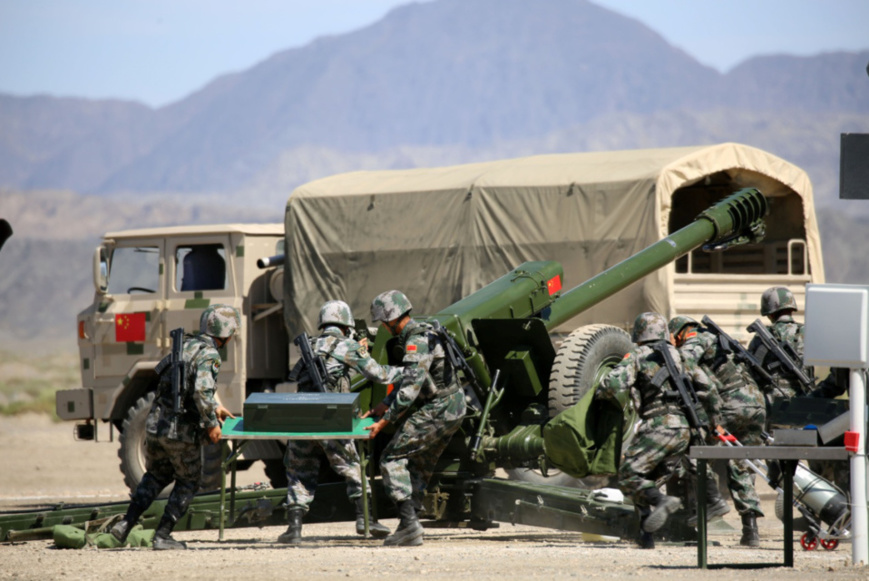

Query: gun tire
<box><xmin>507</xmin><ymin>324</ymin><xmax>634</xmax><ymax>488</ymax></box>
<box><xmin>548</xmin><ymin>324</ymin><xmax>633</xmax><ymax>413</ymax></box>
<box><xmin>118</xmin><ymin>392</ymin><xmax>223</xmax><ymax>496</ymax></box>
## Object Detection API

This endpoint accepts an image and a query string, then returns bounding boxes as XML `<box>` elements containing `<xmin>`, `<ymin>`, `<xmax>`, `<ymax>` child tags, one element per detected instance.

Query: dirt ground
<box><xmin>1</xmin><ymin>413</ymin><xmax>866</xmax><ymax>581</ymax></box>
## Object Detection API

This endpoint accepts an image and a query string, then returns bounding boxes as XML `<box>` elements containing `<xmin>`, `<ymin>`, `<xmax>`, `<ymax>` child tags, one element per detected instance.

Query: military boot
<box><xmin>110</xmin><ymin>500</ymin><xmax>148</xmax><ymax>543</ymax></box>
<box><xmin>688</xmin><ymin>479</ymin><xmax>731</xmax><ymax>526</ymax></box>
<box><xmin>383</xmin><ymin>500</ymin><xmax>424</xmax><ymax>547</ymax></box>
<box><xmin>355</xmin><ymin>497</ymin><xmax>391</xmax><ymax>539</ymax></box>
<box><xmin>277</xmin><ymin>507</ymin><xmax>305</xmax><ymax>545</ymax></box>
<box><xmin>635</xmin><ymin>506</ymin><xmax>655</xmax><ymax>549</ymax></box>
<box><xmin>740</xmin><ymin>511</ymin><xmax>760</xmax><ymax>547</ymax></box>
<box><xmin>110</xmin><ymin>519</ymin><xmax>133</xmax><ymax>544</ymax></box>
<box><xmin>152</xmin><ymin>515</ymin><xmax>187</xmax><ymax>550</ymax></box>
<box><xmin>640</xmin><ymin>488</ymin><xmax>682</xmax><ymax>533</ymax></box>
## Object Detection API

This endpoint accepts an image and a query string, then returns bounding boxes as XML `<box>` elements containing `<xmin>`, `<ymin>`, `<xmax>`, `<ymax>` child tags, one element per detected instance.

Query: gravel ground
<box><xmin>1</xmin><ymin>414</ymin><xmax>866</xmax><ymax>580</ymax></box>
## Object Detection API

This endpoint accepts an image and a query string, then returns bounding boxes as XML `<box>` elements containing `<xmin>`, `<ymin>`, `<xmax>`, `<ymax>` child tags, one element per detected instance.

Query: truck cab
<box><xmin>57</xmin><ymin>223</ymin><xmax>287</xmax><ymax>490</ymax></box>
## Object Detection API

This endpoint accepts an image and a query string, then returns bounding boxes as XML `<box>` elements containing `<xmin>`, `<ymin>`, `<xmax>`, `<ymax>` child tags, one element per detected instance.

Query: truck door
<box><xmin>163</xmin><ymin>236</ymin><xmax>243</xmax><ymax>411</ymax></box>
<box><xmin>92</xmin><ymin>240</ymin><xmax>165</xmax><ymax>392</ymax></box>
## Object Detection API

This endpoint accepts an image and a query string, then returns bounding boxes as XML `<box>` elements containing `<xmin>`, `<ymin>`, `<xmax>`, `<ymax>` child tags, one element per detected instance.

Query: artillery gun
<box><xmin>360</xmin><ymin>187</ymin><xmax>767</xmax><ymax>529</ymax></box>
<box><xmin>3</xmin><ymin>188</ymin><xmax>767</xmax><ymax>542</ymax></box>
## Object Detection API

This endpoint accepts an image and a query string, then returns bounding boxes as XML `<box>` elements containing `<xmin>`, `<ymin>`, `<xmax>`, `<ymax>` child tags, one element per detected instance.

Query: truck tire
<box><xmin>507</xmin><ymin>324</ymin><xmax>634</xmax><ymax>488</ymax></box>
<box><xmin>118</xmin><ymin>392</ymin><xmax>223</xmax><ymax>496</ymax></box>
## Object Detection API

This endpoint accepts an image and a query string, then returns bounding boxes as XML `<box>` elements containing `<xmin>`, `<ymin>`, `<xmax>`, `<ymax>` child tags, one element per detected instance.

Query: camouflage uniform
<box><xmin>284</xmin><ymin>324</ymin><xmax>404</xmax><ymax>509</ymax></box>
<box><xmin>598</xmin><ymin>340</ymin><xmax>719</xmax><ymax>505</ymax></box>
<box><xmin>748</xmin><ymin>287</ymin><xmax>813</xmax><ymax>411</ymax></box>
<box><xmin>378</xmin><ymin>318</ymin><xmax>466</xmax><ymax>506</ymax></box>
<box><xmin>112</xmin><ymin>304</ymin><xmax>239</xmax><ymax>548</ymax></box>
<box><xmin>677</xmin><ymin>325</ymin><xmax>766</xmax><ymax>516</ymax></box>
<box><xmin>748</xmin><ymin>313</ymin><xmax>810</xmax><ymax>407</ymax></box>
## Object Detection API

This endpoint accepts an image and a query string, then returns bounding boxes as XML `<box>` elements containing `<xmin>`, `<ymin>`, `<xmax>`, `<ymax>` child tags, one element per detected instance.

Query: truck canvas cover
<box><xmin>284</xmin><ymin>143</ymin><xmax>822</xmax><ymax>335</ymax></box>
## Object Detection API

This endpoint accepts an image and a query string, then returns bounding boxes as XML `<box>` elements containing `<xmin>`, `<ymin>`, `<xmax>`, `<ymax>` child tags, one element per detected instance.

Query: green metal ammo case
<box><xmin>243</xmin><ymin>392</ymin><xmax>361</xmax><ymax>433</ymax></box>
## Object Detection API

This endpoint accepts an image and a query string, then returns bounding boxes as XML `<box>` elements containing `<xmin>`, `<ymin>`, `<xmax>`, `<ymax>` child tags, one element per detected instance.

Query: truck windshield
<box><xmin>107</xmin><ymin>246</ymin><xmax>160</xmax><ymax>295</ymax></box>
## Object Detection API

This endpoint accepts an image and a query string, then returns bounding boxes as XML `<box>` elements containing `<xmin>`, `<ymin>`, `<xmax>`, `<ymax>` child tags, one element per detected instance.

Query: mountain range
<box><xmin>1</xmin><ymin>0</ymin><xmax>867</xmax><ymax>206</ymax></box>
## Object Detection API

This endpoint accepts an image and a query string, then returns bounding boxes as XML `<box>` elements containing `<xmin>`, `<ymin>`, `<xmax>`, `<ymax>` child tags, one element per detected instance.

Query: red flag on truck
<box><xmin>115</xmin><ymin>313</ymin><xmax>146</xmax><ymax>342</ymax></box>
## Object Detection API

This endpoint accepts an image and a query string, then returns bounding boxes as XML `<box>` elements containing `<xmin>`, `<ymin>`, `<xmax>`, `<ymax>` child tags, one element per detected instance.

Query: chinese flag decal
<box><xmin>115</xmin><ymin>313</ymin><xmax>146</xmax><ymax>342</ymax></box>
<box><xmin>547</xmin><ymin>275</ymin><xmax>562</xmax><ymax>295</ymax></box>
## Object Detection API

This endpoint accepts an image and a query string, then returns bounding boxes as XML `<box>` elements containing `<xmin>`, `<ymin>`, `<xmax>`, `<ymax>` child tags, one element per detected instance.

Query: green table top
<box><xmin>222</xmin><ymin>416</ymin><xmax>375</xmax><ymax>439</ymax></box>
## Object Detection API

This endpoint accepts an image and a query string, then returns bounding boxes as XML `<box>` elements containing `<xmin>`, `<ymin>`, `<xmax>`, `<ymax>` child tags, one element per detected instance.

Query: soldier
<box><xmin>748</xmin><ymin>286</ymin><xmax>813</xmax><ymax>410</ymax></box>
<box><xmin>278</xmin><ymin>300</ymin><xmax>403</xmax><ymax>544</ymax></box>
<box><xmin>669</xmin><ymin>316</ymin><xmax>766</xmax><ymax>547</ymax></box>
<box><xmin>596</xmin><ymin>312</ymin><xmax>722</xmax><ymax>548</ymax></box>
<box><xmin>362</xmin><ymin>290</ymin><xmax>467</xmax><ymax>547</ymax></box>
<box><xmin>110</xmin><ymin>304</ymin><xmax>239</xmax><ymax>550</ymax></box>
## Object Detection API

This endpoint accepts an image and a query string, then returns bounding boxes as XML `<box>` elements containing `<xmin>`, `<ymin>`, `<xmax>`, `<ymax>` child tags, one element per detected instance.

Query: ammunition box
<box><xmin>243</xmin><ymin>392</ymin><xmax>360</xmax><ymax>433</ymax></box>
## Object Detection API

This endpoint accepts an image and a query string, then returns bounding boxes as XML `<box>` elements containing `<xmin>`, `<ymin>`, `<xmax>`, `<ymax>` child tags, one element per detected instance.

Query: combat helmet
<box><xmin>760</xmin><ymin>286</ymin><xmax>797</xmax><ymax>316</ymax></box>
<box><xmin>632</xmin><ymin>312</ymin><xmax>669</xmax><ymax>344</ymax></box>
<box><xmin>370</xmin><ymin>290</ymin><xmax>412</xmax><ymax>323</ymax></box>
<box><xmin>200</xmin><ymin>304</ymin><xmax>240</xmax><ymax>338</ymax></box>
<box><xmin>318</xmin><ymin>300</ymin><xmax>354</xmax><ymax>329</ymax></box>
<box><xmin>668</xmin><ymin>315</ymin><xmax>698</xmax><ymax>338</ymax></box>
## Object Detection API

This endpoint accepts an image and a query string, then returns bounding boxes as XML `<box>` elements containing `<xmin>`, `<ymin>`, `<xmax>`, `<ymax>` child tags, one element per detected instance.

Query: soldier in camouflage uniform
<box><xmin>670</xmin><ymin>315</ymin><xmax>766</xmax><ymax>547</ymax></box>
<box><xmin>748</xmin><ymin>286</ymin><xmax>813</xmax><ymax>411</ymax></box>
<box><xmin>278</xmin><ymin>300</ymin><xmax>403</xmax><ymax>544</ymax></box>
<box><xmin>363</xmin><ymin>290</ymin><xmax>466</xmax><ymax>547</ymax></box>
<box><xmin>596</xmin><ymin>312</ymin><xmax>721</xmax><ymax>548</ymax></box>
<box><xmin>110</xmin><ymin>304</ymin><xmax>239</xmax><ymax>550</ymax></box>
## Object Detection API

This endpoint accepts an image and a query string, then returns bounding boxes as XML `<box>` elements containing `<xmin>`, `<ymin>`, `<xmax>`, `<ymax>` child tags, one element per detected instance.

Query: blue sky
<box><xmin>1</xmin><ymin>0</ymin><xmax>867</xmax><ymax>108</ymax></box>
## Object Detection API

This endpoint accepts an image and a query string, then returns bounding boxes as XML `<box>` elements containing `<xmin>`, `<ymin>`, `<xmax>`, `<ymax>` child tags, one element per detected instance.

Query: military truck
<box><xmin>56</xmin><ymin>142</ymin><xmax>825</xmax><ymax>493</ymax></box>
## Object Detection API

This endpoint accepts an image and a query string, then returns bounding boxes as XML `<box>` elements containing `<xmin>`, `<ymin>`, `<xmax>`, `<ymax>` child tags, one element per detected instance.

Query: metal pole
<box><xmin>850</xmin><ymin>369</ymin><xmax>868</xmax><ymax>565</ymax></box>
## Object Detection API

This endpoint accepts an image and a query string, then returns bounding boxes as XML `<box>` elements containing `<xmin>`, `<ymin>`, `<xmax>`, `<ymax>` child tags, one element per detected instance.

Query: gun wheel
<box><xmin>118</xmin><ymin>392</ymin><xmax>223</xmax><ymax>496</ymax></box>
<box><xmin>507</xmin><ymin>324</ymin><xmax>634</xmax><ymax>488</ymax></box>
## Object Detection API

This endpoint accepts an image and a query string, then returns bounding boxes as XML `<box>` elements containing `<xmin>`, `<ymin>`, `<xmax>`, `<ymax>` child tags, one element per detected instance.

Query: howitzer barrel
<box><xmin>543</xmin><ymin>188</ymin><xmax>767</xmax><ymax>330</ymax></box>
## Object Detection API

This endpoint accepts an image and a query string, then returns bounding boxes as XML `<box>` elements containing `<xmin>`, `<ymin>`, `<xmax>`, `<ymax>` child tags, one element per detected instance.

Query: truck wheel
<box><xmin>118</xmin><ymin>392</ymin><xmax>223</xmax><ymax>495</ymax></box>
<box><xmin>507</xmin><ymin>324</ymin><xmax>634</xmax><ymax>488</ymax></box>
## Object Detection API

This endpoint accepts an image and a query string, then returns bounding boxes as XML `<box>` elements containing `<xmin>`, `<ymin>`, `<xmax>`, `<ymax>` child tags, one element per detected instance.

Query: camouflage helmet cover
<box><xmin>200</xmin><ymin>304</ymin><xmax>240</xmax><ymax>338</ymax></box>
<box><xmin>760</xmin><ymin>286</ymin><xmax>797</xmax><ymax>316</ymax></box>
<box><xmin>632</xmin><ymin>312</ymin><xmax>669</xmax><ymax>344</ymax></box>
<box><xmin>668</xmin><ymin>315</ymin><xmax>699</xmax><ymax>337</ymax></box>
<box><xmin>370</xmin><ymin>290</ymin><xmax>412</xmax><ymax>322</ymax></box>
<box><xmin>318</xmin><ymin>300</ymin><xmax>354</xmax><ymax>328</ymax></box>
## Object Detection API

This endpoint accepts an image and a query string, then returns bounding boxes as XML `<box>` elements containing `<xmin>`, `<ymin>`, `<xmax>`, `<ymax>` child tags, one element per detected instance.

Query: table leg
<box><xmin>230</xmin><ymin>443</ymin><xmax>238</xmax><ymax>522</ymax></box>
<box><xmin>218</xmin><ymin>439</ymin><xmax>247</xmax><ymax>541</ymax></box>
<box><xmin>219</xmin><ymin>440</ymin><xmax>228</xmax><ymax>541</ymax></box>
<box><xmin>697</xmin><ymin>458</ymin><xmax>708</xmax><ymax>569</ymax></box>
<box><xmin>359</xmin><ymin>440</ymin><xmax>370</xmax><ymax>538</ymax></box>
<box><xmin>782</xmin><ymin>460</ymin><xmax>795</xmax><ymax>567</ymax></box>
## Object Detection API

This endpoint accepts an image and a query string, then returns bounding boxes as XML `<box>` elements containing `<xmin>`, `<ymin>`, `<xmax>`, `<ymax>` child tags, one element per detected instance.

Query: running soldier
<box><xmin>669</xmin><ymin>315</ymin><xmax>766</xmax><ymax>547</ymax></box>
<box><xmin>110</xmin><ymin>304</ymin><xmax>239</xmax><ymax>549</ymax></box>
<box><xmin>596</xmin><ymin>312</ymin><xmax>722</xmax><ymax>549</ymax></box>
<box><xmin>279</xmin><ymin>300</ymin><xmax>403</xmax><ymax>544</ymax></box>
<box><xmin>363</xmin><ymin>290</ymin><xmax>467</xmax><ymax>547</ymax></box>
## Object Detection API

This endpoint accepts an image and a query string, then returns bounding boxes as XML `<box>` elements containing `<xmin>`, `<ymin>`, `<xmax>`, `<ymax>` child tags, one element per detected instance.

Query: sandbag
<box><xmin>52</xmin><ymin>524</ymin><xmax>153</xmax><ymax>549</ymax></box>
